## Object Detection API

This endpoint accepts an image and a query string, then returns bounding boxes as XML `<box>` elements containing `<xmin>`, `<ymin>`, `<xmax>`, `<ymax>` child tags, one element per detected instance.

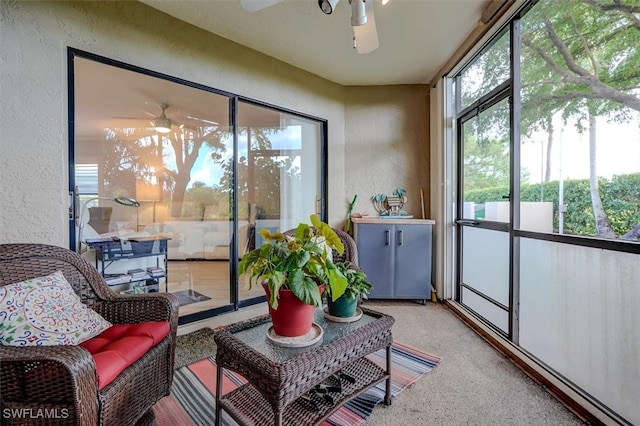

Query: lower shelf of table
<box><xmin>218</xmin><ymin>356</ymin><xmax>390</xmax><ymax>426</ymax></box>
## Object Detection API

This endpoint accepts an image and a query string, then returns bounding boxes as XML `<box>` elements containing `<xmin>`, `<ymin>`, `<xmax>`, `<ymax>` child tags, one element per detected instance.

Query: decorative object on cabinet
<box><xmin>352</xmin><ymin>218</ymin><xmax>434</xmax><ymax>304</ymax></box>
<box><xmin>371</xmin><ymin>187</ymin><xmax>410</xmax><ymax>217</ymax></box>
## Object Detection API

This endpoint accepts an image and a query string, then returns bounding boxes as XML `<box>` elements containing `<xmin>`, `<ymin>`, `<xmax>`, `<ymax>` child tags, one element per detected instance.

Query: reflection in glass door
<box><xmin>236</xmin><ymin>102</ymin><xmax>323</xmax><ymax>303</ymax></box>
<box><xmin>457</xmin><ymin>95</ymin><xmax>512</xmax><ymax>336</ymax></box>
<box><xmin>71</xmin><ymin>51</ymin><xmax>325</xmax><ymax>323</ymax></box>
<box><xmin>72</xmin><ymin>55</ymin><xmax>237</xmax><ymax>321</ymax></box>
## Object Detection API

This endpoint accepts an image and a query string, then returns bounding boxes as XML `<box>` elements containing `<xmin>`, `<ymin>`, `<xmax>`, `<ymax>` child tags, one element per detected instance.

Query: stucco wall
<box><xmin>344</xmin><ymin>85</ymin><xmax>430</xmax><ymax>219</ymax></box>
<box><xmin>0</xmin><ymin>0</ymin><xmax>430</xmax><ymax>245</ymax></box>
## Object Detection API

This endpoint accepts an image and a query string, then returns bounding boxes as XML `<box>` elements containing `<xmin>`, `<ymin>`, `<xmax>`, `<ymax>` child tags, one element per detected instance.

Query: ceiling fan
<box><xmin>149</xmin><ymin>103</ymin><xmax>173</xmax><ymax>133</ymax></box>
<box><xmin>239</xmin><ymin>0</ymin><xmax>383</xmax><ymax>54</ymax></box>
<box><xmin>113</xmin><ymin>103</ymin><xmax>176</xmax><ymax>133</ymax></box>
<box><xmin>114</xmin><ymin>103</ymin><xmax>218</xmax><ymax>133</ymax></box>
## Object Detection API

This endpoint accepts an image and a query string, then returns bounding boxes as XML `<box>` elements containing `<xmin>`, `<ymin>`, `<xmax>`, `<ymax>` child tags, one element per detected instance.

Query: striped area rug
<box><xmin>153</xmin><ymin>341</ymin><xmax>441</xmax><ymax>426</ymax></box>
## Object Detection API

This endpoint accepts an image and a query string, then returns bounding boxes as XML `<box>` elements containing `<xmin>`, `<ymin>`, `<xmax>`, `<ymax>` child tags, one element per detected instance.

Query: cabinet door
<box><xmin>357</xmin><ymin>224</ymin><xmax>394</xmax><ymax>298</ymax></box>
<box><xmin>394</xmin><ymin>224</ymin><xmax>432</xmax><ymax>299</ymax></box>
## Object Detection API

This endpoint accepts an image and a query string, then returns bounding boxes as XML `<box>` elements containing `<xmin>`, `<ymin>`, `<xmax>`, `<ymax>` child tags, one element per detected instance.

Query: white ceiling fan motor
<box><xmin>350</xmin><ymin>0</ymin><xmax>367</xmax><ymax>26</ymax></box>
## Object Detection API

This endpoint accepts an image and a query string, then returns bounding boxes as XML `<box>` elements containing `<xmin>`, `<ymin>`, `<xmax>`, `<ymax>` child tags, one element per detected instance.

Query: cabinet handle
<box><xmin>398</xmin><ymin>230</ymin><xmax>403</xmax><ymax>245</ymax></box>
<box><xmin>385</xmin><ymin>230</ymin><xmax>390</xmax><ymax>245</ymax></box>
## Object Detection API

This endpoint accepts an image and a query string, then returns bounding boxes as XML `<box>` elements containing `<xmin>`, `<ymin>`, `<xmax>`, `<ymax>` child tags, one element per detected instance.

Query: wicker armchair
<box><xmin>282</xmin><ymin>227</ymin><xmax>359</xmax><ymax>267</ymax></box>
<box><xmin>0</xmin><ymin>243</ymin><xmax>179</xmax><ymax>426</ymax></box>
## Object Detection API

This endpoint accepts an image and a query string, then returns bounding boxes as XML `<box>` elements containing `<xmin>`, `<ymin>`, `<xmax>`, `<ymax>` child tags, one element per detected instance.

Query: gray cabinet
<box><xmin>353</xmin><ymin>219</ymin><xmax>433</xmax><ymax>302</ymax></box>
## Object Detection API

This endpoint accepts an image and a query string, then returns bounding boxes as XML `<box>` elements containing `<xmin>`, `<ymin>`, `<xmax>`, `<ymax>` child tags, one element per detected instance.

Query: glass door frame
<box><xmin>232</xmin><ymin>97</ymin><xmax>329</xmax><ymax>311</ymax></box>
<box><xmin>67</xmin><ymin>48</ymin><xmax>329</xmax><ymax>325</ymax></box>
<box><xmin>454</xmin><ymin>20</ymin><xmax>523</xmax><ymax>341</ymax></box>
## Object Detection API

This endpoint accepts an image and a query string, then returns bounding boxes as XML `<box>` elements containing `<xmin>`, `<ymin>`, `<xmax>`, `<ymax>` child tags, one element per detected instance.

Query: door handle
<box><xmin>501</xmin><ymin>194</ymin><xmax>511</xmax><ymax>200</ymax></box>
<box><xmin>398</xmin><ymin>230</ymin><xmax>403</xmax><ymax>245</ymax></box>
<box><xmin>456</xmin><ymin>219</ymin><xmax>480</xmax><ymax>226</ymax></box>
<box><xmin>385</xmin><ymin>230</ymin><xmax>390</xmax><ymax>245</ymax></box>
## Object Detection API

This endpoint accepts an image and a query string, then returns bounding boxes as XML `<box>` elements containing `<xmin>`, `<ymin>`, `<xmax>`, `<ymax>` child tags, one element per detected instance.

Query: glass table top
<box><xmin>230</xmin><ymin>307</ymin><xmax>382</xmax><ymax>363</ymax></box>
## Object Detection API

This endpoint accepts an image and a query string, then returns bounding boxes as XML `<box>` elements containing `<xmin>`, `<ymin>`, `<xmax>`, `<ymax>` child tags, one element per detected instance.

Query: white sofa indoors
<box><xmin>82</xmin><ymin>213</ymin><xmax>254</xmax><ymax>261</ymax></box>
<box><xmin>142</xmin><ymin>220</ymin><xmax>253</xmax><ymax>260</ymax></box>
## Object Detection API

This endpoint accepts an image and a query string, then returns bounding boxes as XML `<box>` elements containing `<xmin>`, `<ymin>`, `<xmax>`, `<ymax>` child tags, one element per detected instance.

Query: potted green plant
<box><xmin>238</xmin><ymin>214</ymin><xmax>348</xmax><ymax>337</ymax></box>
<box><xmin>326</xmin><ymin>261</ymin><xmax>373</xmax><ymax>318</ymax></box>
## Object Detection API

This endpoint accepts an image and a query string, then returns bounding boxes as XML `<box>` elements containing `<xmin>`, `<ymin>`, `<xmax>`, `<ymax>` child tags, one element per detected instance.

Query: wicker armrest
<box><xmin>0</xmin><ymin>345</ymin><xmax>99</xmax><ymax>424</ymax></box>
<box><xmin>95</xmin><ymin>292</ymin><xmax>179</xmax><ymax>330</ymax></box>
<box><xmin>0</xmin><ymin>243</ymin><xmax>178</xmax><ymax>425</ymax></box>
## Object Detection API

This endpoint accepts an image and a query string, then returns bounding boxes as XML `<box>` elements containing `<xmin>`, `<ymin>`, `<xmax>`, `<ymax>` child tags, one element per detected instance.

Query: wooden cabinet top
<box><xmin>352</xmin><ymin>217</ymin><xmax>435</xmax><ymax>225</ymax></box>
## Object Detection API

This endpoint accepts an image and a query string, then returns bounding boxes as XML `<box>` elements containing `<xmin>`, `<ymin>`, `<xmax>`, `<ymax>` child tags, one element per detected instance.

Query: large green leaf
<box><xmin>283</xmin><ymin>250</ymin><xmax>310</xmax><ymax>271</ymax></box>
<box><xmin>327</xmin><ymin>268</ymin><xmax>347</xmax><ymax>301</ymax></box>
<box><xmin>237</xmin><ymin>250</ymin><xmax>259</xmax><ymax>275</ymax></box>
<box><xmin>295</xmin><ymin>223</ymin><xmax>310</xmax><ymax>241</ymax></box>
<box><xmin>288</xmin><ymin>269</ymin><xmax>323</xmax><ymax>307</ymax></box>
<box><xmin>266</xmin><ymin>272</ymin><xmax>287</xmax><ymax>309</ymax></box>
<box><xmin>310</xmin><ymin>214</ymin><xmax>344</xmax><ymax>254</ymax></box>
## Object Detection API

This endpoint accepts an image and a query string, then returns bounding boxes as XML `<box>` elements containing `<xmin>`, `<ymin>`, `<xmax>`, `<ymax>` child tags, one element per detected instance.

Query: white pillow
<box><xmin>0</xmin><ymin>271</ymin><xmax>112</xmax><ymax>346</ymax></box>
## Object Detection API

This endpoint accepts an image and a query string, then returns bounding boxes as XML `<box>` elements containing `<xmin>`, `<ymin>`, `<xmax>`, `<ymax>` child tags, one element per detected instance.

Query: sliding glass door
<box><xmin>454</xmin><ymin>31</ymin><xmax>514</xmax><ymax>336</ymax></box>
<box><xmin>457</xmin><ymin>97</ymin><xmax>512</xmax><ymax>335</ymax></box>
<box><xmin>236</xmin><ymin>101</ymin><xmax>324</xmax><ymax>304</ymax></box>
<box><xmin>69</xmin><ymin>50</ymin><xmax>325</xmax><ymax>323</ymax></box>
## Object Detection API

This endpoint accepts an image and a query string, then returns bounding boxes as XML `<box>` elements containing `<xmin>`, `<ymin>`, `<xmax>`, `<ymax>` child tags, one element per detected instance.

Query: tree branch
<box><xmin>544</xmin><ymin>19</ymin><xmax>593</xmax><ymax>77</ymax></box>
<box><xmin>571</xmin><ymin>15</ymin><xmax>599</xmax><ymax>75</ymax></box>
<box><xmin>523</xmin><ymin>25</ymin><xmax>640</xmax><ymax>112</ymax></box>
<box><xmin>621</xmin><ymin>222</ymin><xmax>640</xmax><ymax>241</ymax></box>
<box><xmin>582</xmin><ymin>0</ymin><xmax>640</xmax><ymax>30</ymax></box>
<box><xmin>163</xmin><ymin>168</ymin><xmax>177</xmax><ymax>181</ymax></box>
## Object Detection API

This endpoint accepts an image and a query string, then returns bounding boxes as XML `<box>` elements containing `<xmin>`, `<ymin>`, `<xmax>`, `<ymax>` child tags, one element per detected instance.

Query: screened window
<box><xmin>458</xmin><ymin>0</ymin><xmax>640</xmax><ymax>241</ymax></box>
<box><xmin>518</xmin><ymin>0</ymin><xmax>640</xmax><ymax>239</ymax></box>
<box><xmin>459</xmin><ymin>30</ymin><xmax>511</xmax><ymax>110</ymax></box>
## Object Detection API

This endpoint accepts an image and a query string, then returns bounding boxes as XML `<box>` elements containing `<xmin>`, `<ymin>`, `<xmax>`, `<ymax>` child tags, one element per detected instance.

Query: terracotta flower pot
<box><xmin>327</xmin><ymin>294</ymin><xmax>358</xmax><ymax>318</ymax></box>
<box><xmin>262</xmin><ymin>282</ymin><xmax>324</xmax><ymax>337</ymax></box>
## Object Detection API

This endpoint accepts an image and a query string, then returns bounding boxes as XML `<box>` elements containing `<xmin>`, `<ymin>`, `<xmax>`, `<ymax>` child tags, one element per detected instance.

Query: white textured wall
<box><xmin>0</xmin><ymin>0</ymin><xmax>430</xmax><ymax>245</ymax></box>
<box><xmin>344</xmin><ymin>85</ymin><xmax>430</xmax><ymax>220</ymax></box>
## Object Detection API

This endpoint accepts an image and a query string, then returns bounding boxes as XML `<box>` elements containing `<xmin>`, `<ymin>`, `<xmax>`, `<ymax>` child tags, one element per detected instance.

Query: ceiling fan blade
<box><xmin>240</xmin><ymin>0</ymin><xmax>283</xmax><ymax>12</ymax></box>
<box><xmin>112</xmin><ymin>116</ymin><xmax>149</xmax><ymax>121</ymax></box>
<box><xmin>353</xmin><ymin>1</ymin><xmax>379</xmax><ymax>54</ymax></box>
<box><xmin>172</xmin><ymin>119</ymin><xmax>199</xmax><ymax>131</ymax></box>
<box><xmin>185</xmin><ymin>115</ymin><xmax>219</xmax><ymax>126</ymax></box>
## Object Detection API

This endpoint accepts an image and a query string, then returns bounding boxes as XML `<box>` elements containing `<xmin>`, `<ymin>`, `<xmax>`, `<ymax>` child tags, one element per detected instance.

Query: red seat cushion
<box><xmin>79</xmin><ymin>322</ymin><xmax>170</xmax><ymax>390</ymax></box>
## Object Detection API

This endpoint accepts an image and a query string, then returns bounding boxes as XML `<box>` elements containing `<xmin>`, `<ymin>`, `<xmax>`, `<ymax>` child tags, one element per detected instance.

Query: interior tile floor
<box><xmin>166</xmin><ymin>260</ymin><xmax>263</xmax><ymax>317</ymax></box>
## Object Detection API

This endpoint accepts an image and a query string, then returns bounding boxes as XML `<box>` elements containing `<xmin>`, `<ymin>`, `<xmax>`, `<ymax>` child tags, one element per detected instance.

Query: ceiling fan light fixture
<box><xmin>319</xmin><ymin>0</ymin><xmax>340</xmax><ymax>14</ymax></box>
<box><xmin>153</xmin><ymin>117</ymin><xmax>172</xmax><ymax>133</ymax></box>
<box><xmin>350</xmin><ymin>0</ymin><xmax>367</xmax><ymax>26</ymax></box>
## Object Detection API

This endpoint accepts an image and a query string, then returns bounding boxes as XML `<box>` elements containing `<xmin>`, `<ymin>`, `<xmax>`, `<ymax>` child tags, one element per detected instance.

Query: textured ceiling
<box><xmin>138</xmin><ymin>0</ymin><xmax>491</xmax><ymax>86</ymax></box>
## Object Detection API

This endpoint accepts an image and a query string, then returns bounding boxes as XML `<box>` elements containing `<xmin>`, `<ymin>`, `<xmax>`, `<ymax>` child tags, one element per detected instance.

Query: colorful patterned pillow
<box><xmin>0</xmin><ymin>271</ymin><xmax>112</xmax><ymax>346</ymax></box>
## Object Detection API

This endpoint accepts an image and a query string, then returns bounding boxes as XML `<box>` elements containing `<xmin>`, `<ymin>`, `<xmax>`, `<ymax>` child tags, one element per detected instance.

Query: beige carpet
<box><xmin>360</xmin><ymin>300</ymin><xmax>583</xmax><ymax>426</ymax></box>
<box><xmin>171</xmin><ymin>300</ymin><xmax>584</xmax><ymax>425</ymax></box>
<box><xmin>174</xmin><ymin>327</ymin><xmax>217</xmax><ymax>368</ymax></box>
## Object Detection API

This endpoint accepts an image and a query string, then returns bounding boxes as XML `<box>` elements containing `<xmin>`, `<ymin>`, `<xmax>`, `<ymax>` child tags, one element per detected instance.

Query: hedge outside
<box><xmin>464</xmin><ymin>173</ymin><xmax>640</xmax><ymax>237</ymax></box>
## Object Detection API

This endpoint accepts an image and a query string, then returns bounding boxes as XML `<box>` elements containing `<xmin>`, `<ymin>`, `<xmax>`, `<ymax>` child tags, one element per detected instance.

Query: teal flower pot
<box><xmin>327</xmin><ymin>294</ymin><xmax>358</xmax><ymax>318</ymax></box>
